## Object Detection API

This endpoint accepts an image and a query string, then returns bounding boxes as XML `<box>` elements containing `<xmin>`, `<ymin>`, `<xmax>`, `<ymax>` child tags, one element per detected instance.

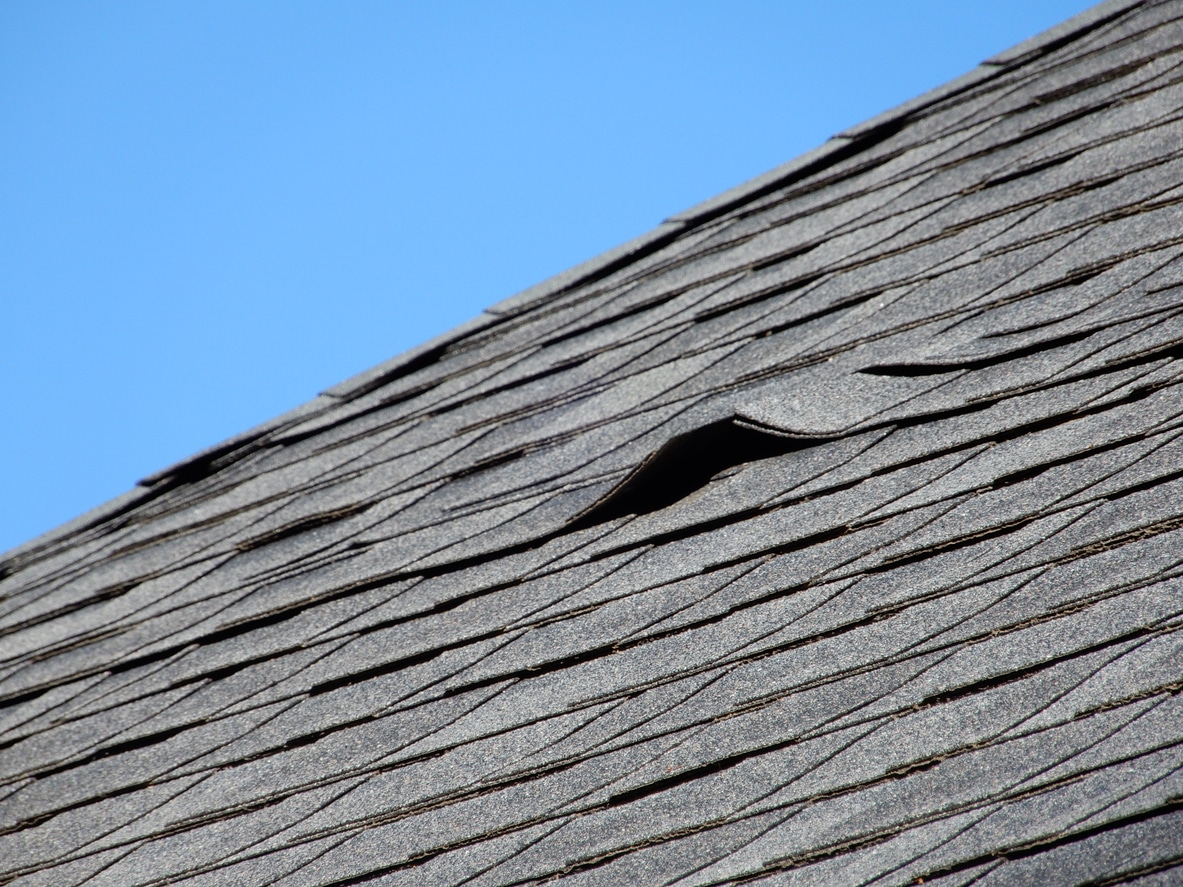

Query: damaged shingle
<box><xmin>2</xmin><ymin>2</ymin><xmax>1182</xmax><ymax>885</ymax></box>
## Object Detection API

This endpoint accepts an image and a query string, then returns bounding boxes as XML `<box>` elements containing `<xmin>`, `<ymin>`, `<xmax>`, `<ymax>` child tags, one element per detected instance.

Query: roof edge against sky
<box><xmin>985</xmin><ymin>0</ymin><xmax>1147</xmax><ymax>64</ymax></box>
<box><xmin>486</xmin><ymin>0</ymin><xmax>1147</xmax><ymax>320</ymax></box>
<box><xmin>6</xmin><ymin>1</ymin><xmax>1183</xmax><ymax>878</ymax></box>
<box><xmin>3</xmin><ymin>0</ymin><xmax>1149</xmax><ymax>565</ymax></box>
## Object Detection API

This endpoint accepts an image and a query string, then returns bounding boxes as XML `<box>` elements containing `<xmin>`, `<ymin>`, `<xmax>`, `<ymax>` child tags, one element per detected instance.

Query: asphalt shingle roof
<box><xmin>3</xmin><ymin>2</ymin><xmax>1183</xmax><ymax>884</ymax></box>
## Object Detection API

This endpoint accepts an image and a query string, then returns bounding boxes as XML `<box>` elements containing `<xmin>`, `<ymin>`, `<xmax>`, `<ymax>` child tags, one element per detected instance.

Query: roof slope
<box><xmin>4</xmin><ymin>2</ymin><xmax>1183</xmax><ymax>885</ymax></box>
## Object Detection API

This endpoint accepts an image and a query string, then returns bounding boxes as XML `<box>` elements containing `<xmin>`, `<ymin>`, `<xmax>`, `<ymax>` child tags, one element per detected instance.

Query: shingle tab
<box><xmin>4</xmin><ymin>3</ymin><xmax>1183</xmax><ymax>885</ymax></box>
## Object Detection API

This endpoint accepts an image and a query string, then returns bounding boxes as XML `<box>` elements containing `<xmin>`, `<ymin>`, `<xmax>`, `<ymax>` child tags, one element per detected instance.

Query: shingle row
<box><xmin>2</xmin><ymin>2</ymin><xmax>1181</xmax><ymax>885</ymax></box>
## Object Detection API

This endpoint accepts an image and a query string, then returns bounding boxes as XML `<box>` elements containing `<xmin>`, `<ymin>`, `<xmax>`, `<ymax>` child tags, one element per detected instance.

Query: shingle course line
<box><xmin>6</xmin><ymin>6</ymin><xmax>1183</xmax><ymax>886</ymax></box>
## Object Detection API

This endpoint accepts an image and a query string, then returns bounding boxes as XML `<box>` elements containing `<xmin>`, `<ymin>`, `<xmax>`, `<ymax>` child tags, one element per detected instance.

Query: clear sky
<box><xmin>2</xmin><ymin>1</ymin><xmax>1096</xmax><ymax>554</ymax></box>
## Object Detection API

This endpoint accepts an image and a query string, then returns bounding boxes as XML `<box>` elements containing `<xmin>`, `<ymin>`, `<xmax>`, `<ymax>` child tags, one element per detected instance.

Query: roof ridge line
<box><xmin>6</xmin><ymin>0</ymin><xmax>1147</xmax><ymax>564</ymax></box>
<box><xmin>483</xmin><ymin>1</ymin><xmax>1146</xmax><ymax>326</ymax></box>
<box><xmin>984</xmin><ymin>0</ymin><xmax>1148</xmax><ymax>67</ymax></box>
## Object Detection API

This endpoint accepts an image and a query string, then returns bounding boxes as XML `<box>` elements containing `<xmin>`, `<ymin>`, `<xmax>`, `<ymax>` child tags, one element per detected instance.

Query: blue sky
<box><xmin>1</xmin><ymin>1</ymin><xmax>1095</xmax><ymax>553</ymax></box>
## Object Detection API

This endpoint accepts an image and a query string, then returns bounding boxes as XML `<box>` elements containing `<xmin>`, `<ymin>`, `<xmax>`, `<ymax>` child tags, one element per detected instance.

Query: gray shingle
<box><xmin>4</xmin><ymin>5</ymin><xmax>1183</xmax><ymax>886</ymax></box>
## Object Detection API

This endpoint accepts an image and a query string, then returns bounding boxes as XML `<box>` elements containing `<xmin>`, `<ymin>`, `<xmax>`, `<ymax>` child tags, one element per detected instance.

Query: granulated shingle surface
<box><xmin>3</xmin><ymin>2</ymin><xmax>1183</xmax><ymax>885</ymax></box>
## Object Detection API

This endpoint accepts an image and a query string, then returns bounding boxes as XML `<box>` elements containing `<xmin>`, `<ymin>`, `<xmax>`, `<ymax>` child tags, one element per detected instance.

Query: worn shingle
<box><xmin>3</xmin><ymin>3</ymin><xmax>1182</xmax><ymax>885</ymax></box>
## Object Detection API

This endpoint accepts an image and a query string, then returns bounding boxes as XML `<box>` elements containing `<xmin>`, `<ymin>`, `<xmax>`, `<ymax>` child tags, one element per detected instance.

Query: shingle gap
<box><xmin>569</xmin><ymin>420</ymin><xmax>812</xmax><ymax>528</ymax></box>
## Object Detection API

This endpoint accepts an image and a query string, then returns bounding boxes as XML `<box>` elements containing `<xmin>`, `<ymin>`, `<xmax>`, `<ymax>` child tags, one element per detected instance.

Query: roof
<box><xmin>4</xmin><ymin>2</ymin><xmax>1183</xmax><ymax>885</ymax></box>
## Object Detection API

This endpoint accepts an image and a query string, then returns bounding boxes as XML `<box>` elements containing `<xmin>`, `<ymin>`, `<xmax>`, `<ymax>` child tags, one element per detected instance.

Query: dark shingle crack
<box><xmin>3</xmin><ymin>3</ymin><xmax>1183</xmax><ymax>885</ymax></box>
